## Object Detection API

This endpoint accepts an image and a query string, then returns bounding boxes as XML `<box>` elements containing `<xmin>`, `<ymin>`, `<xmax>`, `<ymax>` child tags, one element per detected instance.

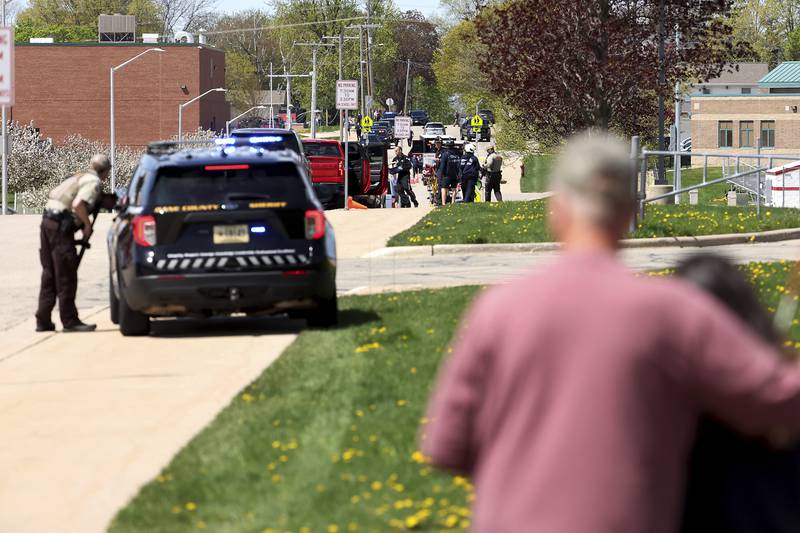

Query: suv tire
<box><xmin>119</xmin><ymin>286</ymin><xmax>150</xmax><ymax>336</ymax></box>
<box><xmin>306</xmin><ymin>296</ymin><xmax>338</xmax><ymax>328</ymax></box>
<box><xmin>109</xmin><ymin>272</ymin><xmax>120</xmax><ymax>325</ymax></box>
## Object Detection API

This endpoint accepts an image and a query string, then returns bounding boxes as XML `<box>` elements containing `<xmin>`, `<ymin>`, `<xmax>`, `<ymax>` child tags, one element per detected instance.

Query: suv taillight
<box><xmin>304</xmin><ymin>210</ymin><xmax>325</xmax><ymax>240</ymax></box>
<box><xmin>133</xmin><ymin>215</ymin><xmax>157</xmax><ymax>247</ymax></box>
<box><xmin>338</xmin><ymin>160</ymin><xmax>344</xmax><ymax>178</ymax></box>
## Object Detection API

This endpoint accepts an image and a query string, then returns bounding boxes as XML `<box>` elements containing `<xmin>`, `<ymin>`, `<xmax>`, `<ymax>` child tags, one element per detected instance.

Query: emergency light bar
<box><xmin>214</xmin><ymin>136</ymin><xmax>284</xmax><ymax>146</ymax></box>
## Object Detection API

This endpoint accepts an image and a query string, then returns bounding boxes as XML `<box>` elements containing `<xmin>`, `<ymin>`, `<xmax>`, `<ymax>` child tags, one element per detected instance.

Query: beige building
<box><xmin>691</xmin><ymin>62</ymin><xmax>800</xmax><ymax>164</ymax></box>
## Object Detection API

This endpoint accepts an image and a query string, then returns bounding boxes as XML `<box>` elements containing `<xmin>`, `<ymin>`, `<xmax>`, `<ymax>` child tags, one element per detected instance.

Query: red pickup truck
<box><xmin>302</xmin><ymin>139</ymin><xmax>345</xmax><ymax>207</ymax></box>
<box><xmin>302</xmin><ymin>138</ymin><xmax>389</xmax><ymax>208</ymax></box>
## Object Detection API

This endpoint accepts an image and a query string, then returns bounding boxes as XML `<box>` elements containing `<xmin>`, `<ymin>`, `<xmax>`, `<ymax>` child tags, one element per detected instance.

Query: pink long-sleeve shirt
<box><xmin>423</xmin><ymin>251</ymin><xmax>800</xmax><ymax>533</ymax></box>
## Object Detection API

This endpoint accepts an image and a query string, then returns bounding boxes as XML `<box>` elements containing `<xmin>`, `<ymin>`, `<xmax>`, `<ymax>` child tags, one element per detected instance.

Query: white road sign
<box><xmin>336</xmin><ymin>80</ymin><xmax>358</xmax><ymax>110</ymax></box>
<box><xmin>385</xmin><ymin>97</ymin><xmax>394</xmax><ymax>107</ymax></box>
<box><xmin>394</xmin><ymin>116</ymin><xmax>412</xmax><ymax>139</ymax></box>
<box><xmin>0</xmin><ymin>29</ymin><xmax>14</xmax><ymax>106</ymax></box>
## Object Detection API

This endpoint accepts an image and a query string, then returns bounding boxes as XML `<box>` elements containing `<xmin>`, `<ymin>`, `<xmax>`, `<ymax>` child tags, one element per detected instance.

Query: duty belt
<box><xmin>43</xmin><ymin>210</ymin><xmax>70</xmax><ymax>221</ymax></box>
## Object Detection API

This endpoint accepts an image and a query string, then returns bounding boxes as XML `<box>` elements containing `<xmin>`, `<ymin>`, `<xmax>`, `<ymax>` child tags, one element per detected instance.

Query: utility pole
<box><xmin>674</xmin><ymin>29</ymin><xmax>682</xmax><ymax>203</ymax></box>
<box><xmin>293</xmin><ymin>41</ymin><xmax>335</xmax><ymax>139</ymax></box>
<box><xmin>404</xmin><ymin>58</ymin><xmax>411</xmax><ymax>115</ymax></box>
<box><xmin>323</xmin><ymin>34</ymin><xmax>359</xmax><ymax>140</ymax></box>
<box><xmin>269</xmin><ymin>61</ymin><xmax>274</xmax><ymax>128</ymax></box>
<box><xmin>656</xmin><ymin>0</ymin><xmax>667</xmax><ymax>185</ymax></box>
<box><xmin>348</xmin><ymin>21</ymin><xmax>381</xmax><ymax>117</ymax></box>
<box><xmin>267</xmin><ymin>70</ymin><xmax>312</xmax><ymax>131</ymax></box>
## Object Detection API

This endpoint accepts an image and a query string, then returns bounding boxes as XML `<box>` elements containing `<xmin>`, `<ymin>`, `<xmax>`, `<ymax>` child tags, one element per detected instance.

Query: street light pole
<box><xmin>178</xmin><ymin>87</ymin><xmax>227</xmax><ymax>141</ymax></box>
<box><xmin>226</xmin><ymin>105</ymin><xmax>267</xmax><ymax>136</ymax></box>
<box><xmin>404</xmin><ymin>58</ymin><xmax>411</xmax><ymax>115</ymax></box>
<box><xmin>110</xmin><ymin>47</ymin><xmax>164</xmax><ymax>191</ymax></box>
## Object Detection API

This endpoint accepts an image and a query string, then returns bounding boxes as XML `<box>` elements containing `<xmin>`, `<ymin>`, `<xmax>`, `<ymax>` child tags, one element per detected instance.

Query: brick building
<box><xmin>691</xmin><ymin>62</ymin><xmax>800</xmax><ymax>163</ymax></box>
<box><xmin>11</xmin><ymin>43</ymin><xmax>228</xmax><ymax>147</ymax></box>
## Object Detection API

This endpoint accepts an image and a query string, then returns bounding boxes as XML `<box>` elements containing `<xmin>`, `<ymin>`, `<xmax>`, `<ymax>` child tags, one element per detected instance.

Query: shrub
<box><xmin>8</xmin><ymin>123</ymin><xmax>217</xmax><ymax>209</ymax></box>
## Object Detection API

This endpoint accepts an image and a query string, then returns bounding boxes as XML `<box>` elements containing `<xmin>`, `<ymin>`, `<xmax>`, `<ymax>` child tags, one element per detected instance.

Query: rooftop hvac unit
<box><xmin>29</xmin><ymin>37</ymin><xmax>54</xmax><ymax>44</ymax></box>
<box><xmin>99</xmin><ymin>14</ymin><xmax>136</xmax><ymax>43</ymax></box>
<box><xmin>174</xmin><ymin>31</ymin><xmax>194</xmax><ymax>44</ymax></box>
<box><xmin>142</xmin><ymin>33</ymin><xmax>159</xmax><ymax>44</ymax></box>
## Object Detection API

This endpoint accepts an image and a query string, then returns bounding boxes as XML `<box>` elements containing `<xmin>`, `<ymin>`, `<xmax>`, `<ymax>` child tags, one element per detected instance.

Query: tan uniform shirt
<box><xmin>483</xmin><ymin>152</ymin><xmax>503</xmax><ymax>173</ymax></box>
<box><xmin>45</xmin><ymin>171</ymin><xmax>101</xmax><ymax>215</ymax></box>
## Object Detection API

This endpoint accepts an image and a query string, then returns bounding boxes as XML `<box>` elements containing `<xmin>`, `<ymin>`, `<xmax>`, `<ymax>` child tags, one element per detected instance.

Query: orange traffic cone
<box><xmin>347</xmin><ymin>196</ymin><xmax>368</xmax><ymax>209</ymax></box>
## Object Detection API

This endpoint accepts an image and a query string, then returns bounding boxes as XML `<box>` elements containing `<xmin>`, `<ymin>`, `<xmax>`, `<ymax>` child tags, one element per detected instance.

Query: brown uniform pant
<box><xmin>36</xmin><ymin>218</ymin><xmax>80</xmax><ymax>327</ymax></box>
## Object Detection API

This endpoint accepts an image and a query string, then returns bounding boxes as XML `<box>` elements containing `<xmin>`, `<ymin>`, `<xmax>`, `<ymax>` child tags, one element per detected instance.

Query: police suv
<box><xmin>107</xmin><ymin>136</ymin><xmax>337</xmax><ymax>336</ymax></box>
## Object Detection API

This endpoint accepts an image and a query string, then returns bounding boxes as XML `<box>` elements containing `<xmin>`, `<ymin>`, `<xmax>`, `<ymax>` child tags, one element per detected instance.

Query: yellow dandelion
<box><xmin>185</xmin><ymin>502</ymin><xmax>197</xmax><ymax>511</ymax></box>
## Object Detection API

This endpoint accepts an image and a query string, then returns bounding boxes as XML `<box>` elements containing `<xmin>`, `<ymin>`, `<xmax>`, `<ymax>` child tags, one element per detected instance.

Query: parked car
<box><xmin>302</xmin><ymin>139</ymin><xmax>346</xmax><ymax>208</ymax></box>
<box><xmin>478</xmin><ymin>109</ymin><xmax>496</xmax><ymax>125</ymax></box>
<box><xmin>107</xmin><ymin>138</ymin><xmax>338</xmax><ymax>336</ymax></box>
<box><xmin>382</xmin><ymin>111</ymin><xmax>397</xmax><ymax>126</ymax></box>
<box><xmin>372</xmin><ymin>120</ymin><xmax>394</xmax><ymax>144</ymax></box>
<box><xmin>410</xmin><ymin>110</ymin><xmax>430</xmax><ymax>125</ymax></box>
<box><xmin>423</xmin><ymin>122</ymin><xmax>446</xmax><ymax>137</ymax></box>
<box><xmin>460</xmin><ymin>117</ymin><xmax>491</xmax><ymax>142</ymax></box>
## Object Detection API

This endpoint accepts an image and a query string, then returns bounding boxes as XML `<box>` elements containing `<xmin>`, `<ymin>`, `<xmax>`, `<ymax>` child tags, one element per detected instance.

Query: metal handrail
<box><xmin>642</xmin><ymin>166</ymin><xmax>765</xmax><ymax>204</ymax></box>
<box><xmin>642</xmin><ymin>149</ymin><xmax>800</xmax><ymax>161</ymax></box>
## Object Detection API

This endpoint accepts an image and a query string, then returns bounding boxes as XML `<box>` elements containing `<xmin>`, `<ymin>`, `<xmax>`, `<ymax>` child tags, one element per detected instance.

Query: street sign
<box><xmin>394</xmin><ymin>116</ymin><xmax>411</xmax><ymax>139</ymax></box>
<box><xmin>471</xmin><ymin>114</ymin><xmax>483</xmax><ymax>133</ymax></box>
<box><xmin>361</xmin><ymin>116</ymin><xmax>373</xmax><ymax>133</ymax></box>
<box><xmin>385</xmin><ymin>97</ymin><xmax>394</xmax><ymax>107</ymax></box>
<box><xmin>336</xmin><ymin>80</ymin><xmax>358</xmax><ymax>110</ymax></box>
<box><xmin>0</xmin><ymin>28</ymin><xmax>14</xmax><ymax>106</ymax></box>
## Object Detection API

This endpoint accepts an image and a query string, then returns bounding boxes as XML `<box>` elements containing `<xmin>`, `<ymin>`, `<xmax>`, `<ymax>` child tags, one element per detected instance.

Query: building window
<box><xmin>718</xmin><ymin>121</ymin><xmax>733</xmax><ymax>148</ymax></box>
<box><xmin>740</xmin><ymin>121</ymin><xmax>754</xmax><ymax>147</ymax></box>
<box><xmin>761</xmin><ymin>120</ymin><xmax>775</xmax><ymax>148</ymax></box>
<box><xmin>741</xmin><ymin>87</ymin><xmax>751</xmax><ymax>94</ymax></box>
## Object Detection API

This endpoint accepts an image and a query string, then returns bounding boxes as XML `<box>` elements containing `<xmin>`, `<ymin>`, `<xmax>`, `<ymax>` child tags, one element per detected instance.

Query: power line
<box><xmin>202</xmin><ymin>16</ymin><xmax>368</xmax><ymax>36</ymax></box>
<box><xmin>202</xmin><ymin>15</ymin><xmax>429</xmax><ymax>37</ymax></box>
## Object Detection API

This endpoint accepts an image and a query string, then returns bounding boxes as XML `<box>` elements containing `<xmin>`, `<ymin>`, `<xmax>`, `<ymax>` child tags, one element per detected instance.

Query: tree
<box><xmin>476</xmin><ymin>0</ymin><xmax>748</xmax><ymax>146</ymax></box>
<box><xmin>433</xmin><ymin>20</ymin><xmax>489</xmax><ymax>113</ymax></box>
<box><xmin>380</xmin><ymin>11</ymin><xmax>438</xmax><ymax>112</ymax></box>
<box><xmin>439</xmin><ymin>0</ymin><xmax>496</xmax><ymax>20</ymax></box>
<box><xmin>225</xmin><ymin>51</ymin><xmax>263</xmax><ymax>112</ymax></box>
<box><xmin>786</xmin><ymin>24</ymin><xmax>800</xmax><ymax>57</ymax></box>
<box><xmin>152</xmin><ymin>0</ymin><xmax>217</xmax><ymax>36</ymax></box>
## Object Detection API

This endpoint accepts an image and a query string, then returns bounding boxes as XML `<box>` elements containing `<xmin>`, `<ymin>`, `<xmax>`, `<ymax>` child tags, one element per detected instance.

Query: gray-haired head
<box><xmin>90</xmin><ymin>154</ymin><xmax>111</xmax><ymax>177</ymax></box>
<box><xmin>550</xmin><ymin>131</ymin><xmax>634</xmax><ymax>227</ymax></box>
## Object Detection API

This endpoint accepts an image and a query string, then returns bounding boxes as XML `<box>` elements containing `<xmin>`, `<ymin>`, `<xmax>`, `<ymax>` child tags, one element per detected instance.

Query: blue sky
<box><xmin>221</xmin><ymin>0</ymin><xmax>441</xmax><ymax>16</ymax></box>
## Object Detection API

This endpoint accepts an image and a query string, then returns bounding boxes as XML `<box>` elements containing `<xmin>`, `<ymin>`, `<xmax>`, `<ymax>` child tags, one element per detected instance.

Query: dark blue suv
<box><xmin>107</xmin><ymin>137</ymin><xmax>338</xmax><ymax>336</ymax></box>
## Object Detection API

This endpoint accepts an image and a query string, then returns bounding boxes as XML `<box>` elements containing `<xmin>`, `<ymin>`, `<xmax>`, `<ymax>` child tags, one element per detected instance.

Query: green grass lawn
<box><xmin>110</xmin><ymin>287</ymin><xmax>481</xmax><ymax>533</ymax></box>
<box><xmin>388</xmin><ymin>201</ymin><xmax>800</xmax><ymax>247</ymax></box>
<box><xmin>111</xmin><ymin>264</ymin><xmax>800</xmax><ymax>532</ymax></box>
<box><xmin>520</xmin><ymin>154</ymin><xmax>553</xmax><ymax>193</ymax></box>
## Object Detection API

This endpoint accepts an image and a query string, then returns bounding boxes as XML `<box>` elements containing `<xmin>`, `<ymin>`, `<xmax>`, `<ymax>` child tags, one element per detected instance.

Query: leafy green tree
<box><xmin>225</xmin><ymin>51</ymin><xmax>263</xmax><ymax>112</ymax></box>
<box><xmin>14</xmin><ymin>18</ymin><xmax>96</xmax><ymax>41</ymax></box>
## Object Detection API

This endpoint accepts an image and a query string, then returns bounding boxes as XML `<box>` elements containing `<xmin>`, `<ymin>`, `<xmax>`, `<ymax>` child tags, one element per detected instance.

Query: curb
<box><xmin>366</xmin><ymin>227</ymin><xmax>800</xmax><ymax>258</ymax></box>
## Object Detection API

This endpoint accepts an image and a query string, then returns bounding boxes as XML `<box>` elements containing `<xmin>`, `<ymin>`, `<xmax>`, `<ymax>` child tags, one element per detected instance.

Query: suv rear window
<box><xmin>150</xmin><ymin>163</ymin><xmax>305</xmax><ymax>205</ymax></box>
<box><xmin>303</xmin><ymin>143</ymin><xmax>342</xmax><ymax>158</ymax></box>
<box><xmin>230</xmin><ymin>131</ymin><xmax>301</xmax><ymax>156</ymax></box>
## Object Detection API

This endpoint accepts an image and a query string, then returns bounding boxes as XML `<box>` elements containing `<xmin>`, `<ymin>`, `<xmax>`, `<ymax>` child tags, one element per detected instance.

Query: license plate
<box><xmin>213</xmin><ymin>224</ymin><xmax>249</xmax><ymax>244</ymax></box>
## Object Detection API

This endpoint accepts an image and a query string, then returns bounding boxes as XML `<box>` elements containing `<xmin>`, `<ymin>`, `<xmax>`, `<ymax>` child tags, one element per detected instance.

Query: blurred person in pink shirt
<box><xmin>421</xmin><ymin>131</ymin><xmax>800</xmax><ymax>533</ymax></box>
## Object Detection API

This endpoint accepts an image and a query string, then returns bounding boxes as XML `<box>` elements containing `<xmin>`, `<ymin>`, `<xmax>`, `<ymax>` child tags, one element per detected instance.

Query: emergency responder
<box><xmin>390</xmin><ymin>146</ymin><xmax>418</xmax><ymax>208</ymax></box>
<box><xmin>440</xmin><ymin>141</ymin><xmax>461</xmax><ymax>206</ymax></box>
<box><xmin>482</xmin><ymin>145</ymin><xmax>504</xmax><ymax>202</ymax></box>
<box><xmin>35</xmin><ymin>154</ymin><xmax>111</xmax><ymax>332</ymax></box>
<box><xmin>355</xmin><ymin>113</ymin><xmax>362</xmax><ymax>139</ymax></box>
<box><xmin>459</xmin><ymin>143</ymin><xmax>481</xmax><ymax>203</ymax></box>
<box><xmin>433</xmin><ymin>137</ymin><xmax>446</xmax><ymax>206</ymax></box>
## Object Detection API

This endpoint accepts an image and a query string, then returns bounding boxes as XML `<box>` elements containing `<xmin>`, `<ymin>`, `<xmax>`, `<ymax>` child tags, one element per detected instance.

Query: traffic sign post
<box><xmin>394</xmin><ymin>116</ymin><xmax>411</xmax><ymax>142</ymax></box>
<box><xmin>337</xmin><ymin>80</ymin><xmax>358</xmax><ymax>210</ymax></box>
<box><xmin>361</xmin><ymin>116</ymin><xmax>373</xmax><ymax>134</ymax></box>
<box><xmin>0</xmin><ymin>27</ymin><xmax>14</xmax><ymax>216</ymax></box>
<box><xmin>471</xmin><ymin>114</ymin><xmax>483</xmax><ymax>134</ymax></box>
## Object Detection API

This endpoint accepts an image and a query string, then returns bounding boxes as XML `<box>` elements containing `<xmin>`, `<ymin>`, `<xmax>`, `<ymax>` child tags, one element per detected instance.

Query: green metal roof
<box><xmin>759</xmin><ymin>62</ymin><xmax>800</xmax><ymax>88</ymax></box>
